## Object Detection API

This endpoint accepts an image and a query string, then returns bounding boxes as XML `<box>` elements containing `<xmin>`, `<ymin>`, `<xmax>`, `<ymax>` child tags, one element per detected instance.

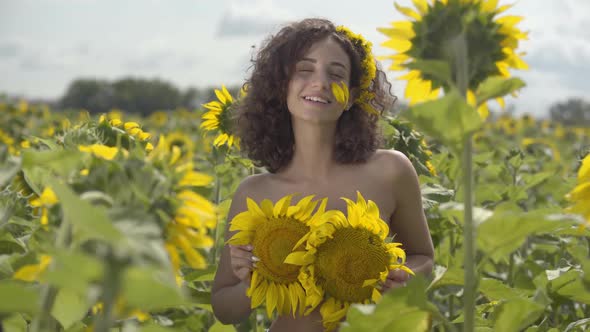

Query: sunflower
<box><xmin>29</xmin><ymin>187</ymin><xmax>59</xmax><ymax>226</ymax></box>
<box><xmin>163</xmin><ymin>132</ymin><xmax>195</xmax><ymax>164</ymax></box>
<box><xmin>566</xmin><ymin>154</ymin><xmax>590</xmax><ymax>230</ymax></box>
<box><xmin>379</xmin><ymin>0</ymin><xmax>528</xmax><ymax>110</ymax></box>
<box><xmin>13</xmin><ymin>255</ymin><xmax>52</xmax><ymax>282</ymax></box>
<box><xmin>200</xmin><ymin>85</ymin><xmax>240</xmax><ymax>149</ymax></box>
<box><xmin>165</xmin><ymin>189</ymin><xmax>216</xmax><ymax>284</ymax></box>
<box><xmin>78</xmin><ymin>144</ymin><xmax>120</xmax><ymax>161</ymax></box>
<box><xmin>285</xmin><ymin>192</ymin><xmax>412</xmax><ymax>331</ymax></box>
<box><xmin>227</xmin><ymin>194</ymin><xmax>333</xmax><ymax>317</ymax></box>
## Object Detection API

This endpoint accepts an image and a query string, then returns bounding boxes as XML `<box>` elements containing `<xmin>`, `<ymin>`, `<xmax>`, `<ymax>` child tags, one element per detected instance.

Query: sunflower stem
<box><xmin>451</xmin><ymin>31</ymin><xmax>476</xmax><ymax>332</ymax></box>
<box><xmin>461</xmin><ymin>134</ymin><xmax>476</xmax><ymax>332</ymax></box>
<box><xmin>211</xmin><ymin>147</ymin><xmax>224</xmax><ymax>266</ymax></box>
<box><xmin>30</xmin><ymin>218</ymin><xmax>72</xmax><ymax>332</ymax></box>
<box><xmin>94</xmin><ymin>250</ymin><xmax>124</xmax><ymax>332</ymax></box>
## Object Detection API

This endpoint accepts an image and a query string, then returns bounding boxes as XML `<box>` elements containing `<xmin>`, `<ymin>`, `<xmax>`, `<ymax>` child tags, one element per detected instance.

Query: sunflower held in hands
<box><xmin>227</xmin><ymin>194</ymin><xmax>335</xmax><ymax>317</ymax></box>
<box><xmin>285</xmin><ymin>192</ymin><xmax>412</xmax><ymax>331</ymax></box>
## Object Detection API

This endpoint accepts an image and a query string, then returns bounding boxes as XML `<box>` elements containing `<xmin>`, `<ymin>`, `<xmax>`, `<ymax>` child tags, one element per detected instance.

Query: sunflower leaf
<box><xmin>475</xmin><ymin>76</ymin><xmax>525</xmax><ymax>105</ymax></box>
<box><xmin>493</xmin><ymin>298</ymin><xmax>545</xmax><ymax>332</ymax></box>
<box><xmin>404</xmin><ymin>88</ymin><xmax>483</xmax><ymax>150</ymax></box>
<box><xmin>405</xmin><ymin>60</ymin><xmax>452</xmax><ymax>86</ymax></box>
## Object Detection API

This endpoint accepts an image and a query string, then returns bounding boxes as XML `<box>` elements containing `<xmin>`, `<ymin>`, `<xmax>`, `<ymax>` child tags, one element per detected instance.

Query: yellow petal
<box><xmin>273</xmin><ymin>194</ymin><xmax>293</xmax><ymax>217</ymax></box>
<box><xmin>481</xmin><ymin>0</ymin><xmax>498</xmax><ymax>13</ymax></box>
<box><xmin>266</xmin><ymin>282</ymin><xmax>278</xmax><ymax>317</ymax></box>
<box><xmin>123</xmin><ymin>122</ymin><xmax>140</xmax><ymax>130</ymax></box>
<box><xmin>372</xmin><ymin>288</ymin><xmax>382</xmax><ymax>302</ymax></box>
<box><xmin>382</xmin><ymin>38</ymin><xmax>413</xmax><ymax>53</ymax></box>
<box><xmin>578</xmin><ymin>155</ymin><xmax>590</xmax><ymax>182</ymax></box>
<box><xmin>221</xmin><ymin>85</ymin><xmax>233</xmax><ymax>104</ymax></box>
<box><xmin>467</xmin><ymin>89</ymin><xmax>477</xmax><ymax>107</ymax></box>
<box><xmin>412</xmin><ymin>0</ymin><xmax>428</xmax><ymax>14</ymax></box>
<box><xmin>246</xmin><ymin>197</ymin><xmax>266</xmax><ymax>218</ymax></box>
<box><xmin>394</xmin><ymin>3</ymin><xmax>422</xmax><ymax>21</ymax></box>
<box><xmin>250</xmin><ymin>278</ymin><xmax>267</xmax><ymax>308</ymax></box>
<box><xmin>377</xmin><ymin>26</ymin><xmax>415</xmax><ymax>40</ymax></box>
<box><xmin>478</xmin><ymin>103</ymin><xmax>490</xmax><ymax>120</ymax></box>
<box><xmin>259</xmin><ymin>199</ymin><xmax>274</xmax><ymax>216</ymax></box>
<box><xmin>284</xmin><ymin>251</ymin><xmax>314</xmax><ymax>265</ymax></box>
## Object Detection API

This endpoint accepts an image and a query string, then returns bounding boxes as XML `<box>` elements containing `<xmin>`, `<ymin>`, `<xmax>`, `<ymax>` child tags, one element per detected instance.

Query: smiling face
<box><xmin>286</xmin><ymin>37</ymin><xmax>352</xmax><ymax>123</ymax></box>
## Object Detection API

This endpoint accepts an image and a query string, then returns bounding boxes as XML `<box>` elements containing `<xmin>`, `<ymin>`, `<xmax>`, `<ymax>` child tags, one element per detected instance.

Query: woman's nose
<box><xmin>310</xmin><ymin>71</ymin><xmax>330</xmax><ymax>90</ymax></box>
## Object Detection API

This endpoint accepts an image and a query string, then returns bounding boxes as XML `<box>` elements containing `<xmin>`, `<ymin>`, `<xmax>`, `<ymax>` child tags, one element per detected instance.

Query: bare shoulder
<box><xmin>232</xmin><ymin>172</ymin><xmax>276</xmax><ymax>203</ymax></box>
<box><xmin>369</xmin><ymin>149</ymin><xmax>416</xmax><ymax>180</ymax></box>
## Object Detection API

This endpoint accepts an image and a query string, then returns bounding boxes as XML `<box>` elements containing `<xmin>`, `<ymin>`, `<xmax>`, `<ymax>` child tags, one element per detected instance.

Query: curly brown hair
<box><xmin>235</xmin><ymin>18</ymin><xmax>395</xmax><ymax>173</ymax></box>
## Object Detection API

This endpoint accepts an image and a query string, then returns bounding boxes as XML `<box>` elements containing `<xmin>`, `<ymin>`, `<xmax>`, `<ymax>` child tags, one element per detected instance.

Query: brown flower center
<box><xmin>316</xmin><ymin>227</ymin><xmax>389</xmax><ymax>303</ymax></box>
<box><xmin>252</xmin><ymin>217</ymin><xmax>309</xmax><ymax>284</ymax></box>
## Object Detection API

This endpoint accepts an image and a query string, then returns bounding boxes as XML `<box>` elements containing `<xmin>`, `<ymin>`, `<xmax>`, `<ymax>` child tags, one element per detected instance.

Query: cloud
<box><xmin>216</xmin><ymin>0</ymin><xmax>294</xmax><ymax>37</ymax></box>
<box><xmin>0</xmin><ymin>41</ymin><xmax>22</xmax><ymax>58</ymax></box>
<box><xmin>124</xmin><ymin>51</ymin><xmax>200</xmax><ymax>71</ymax></box>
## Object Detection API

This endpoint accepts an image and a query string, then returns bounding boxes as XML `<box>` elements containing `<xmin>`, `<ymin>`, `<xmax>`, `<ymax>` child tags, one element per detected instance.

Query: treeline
<box><xmin>53</xmin><ymin>77</ymin><xmax>590</xmax><ymax>126</ymax></box>
<box><xmin>58</xmin><ymin>77</ymin><xmax>241</xmax><ymax>115</ymax></box>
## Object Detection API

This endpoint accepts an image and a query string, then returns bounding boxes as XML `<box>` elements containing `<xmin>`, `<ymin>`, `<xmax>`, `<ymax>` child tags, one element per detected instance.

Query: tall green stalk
<box><xmin>30</xmin><ymin>219</ymin><xmax>72</xmax><ymax>332</ymax></box>
<box><xmin>211</xmin><ymin>148</ymin><xmax>224</xmax><ymax>266</ymax></box>
<box><xmin>94</xmin><ymin>251</ymin><xmax>124</xmax><ymax>332</ymax></box>
<box><xmin>452</xmin><ymin>33</ymin><xmax>476</xmax><ymax>332</ymax></box>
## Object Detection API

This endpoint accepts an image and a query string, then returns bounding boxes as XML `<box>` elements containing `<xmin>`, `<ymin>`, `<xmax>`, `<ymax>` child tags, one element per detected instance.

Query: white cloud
<box><xmin>216</xmin><ymin>0</ymin><xmax>295</xmax><ymax>37</ymax></box>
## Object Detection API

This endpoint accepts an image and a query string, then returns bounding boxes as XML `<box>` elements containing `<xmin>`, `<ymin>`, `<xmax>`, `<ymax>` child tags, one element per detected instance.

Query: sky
<box><xmin>1</xmin><ymin>0</ymin><xmax>589</xmax><ymax>117</ymax></box>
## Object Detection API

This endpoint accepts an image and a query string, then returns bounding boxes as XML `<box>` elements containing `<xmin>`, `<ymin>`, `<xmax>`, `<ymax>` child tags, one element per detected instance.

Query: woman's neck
<box><xmin>281</xmin><ymin>119</ymin><xmax>338</xmax><ymax>182</ymax></box>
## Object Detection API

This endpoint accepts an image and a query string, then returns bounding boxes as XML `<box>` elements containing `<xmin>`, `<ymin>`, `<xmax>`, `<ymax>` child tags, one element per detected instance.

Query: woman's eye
<box><xmin>331</xmin><ymin>73</ymin><xmax>344</xmax><ymax>79</ymax></box>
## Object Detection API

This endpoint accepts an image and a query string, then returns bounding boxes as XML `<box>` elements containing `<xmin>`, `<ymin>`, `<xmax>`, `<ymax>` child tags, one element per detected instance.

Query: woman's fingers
<box><xmin>228</xmin><ymin>244</ymin><xmax>259</xmax><ymax>283</ymax></box>
<box><xmin>387</xmin><ymin>268</ymin><xmax>410</xmax><ymax>282</ymax></box>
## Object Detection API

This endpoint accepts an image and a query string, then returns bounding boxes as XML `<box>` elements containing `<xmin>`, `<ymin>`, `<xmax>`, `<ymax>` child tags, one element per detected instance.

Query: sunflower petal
<box><xmin>284</xmin><ymin>251</ymin><xmax>314</xmax><ymax>265</ymax></box>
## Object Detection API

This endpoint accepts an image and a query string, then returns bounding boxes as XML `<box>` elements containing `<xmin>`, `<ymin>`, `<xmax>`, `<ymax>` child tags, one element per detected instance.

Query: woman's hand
<box><xmin>228</xmin><ymin>244</ymin><xmax>258</xmax><ymax>285</ymax></box>
<box><xmin>380</xmin><ymin>268</ymin><xmax>410</xmax><ymax>292</ymax></box>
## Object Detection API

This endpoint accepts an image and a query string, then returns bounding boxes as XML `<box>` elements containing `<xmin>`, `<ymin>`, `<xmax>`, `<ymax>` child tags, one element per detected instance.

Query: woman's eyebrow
<box><xmin>300</xmin><ymin>57</ymin><xmax>348</xmax><ymax>70</ymax></box>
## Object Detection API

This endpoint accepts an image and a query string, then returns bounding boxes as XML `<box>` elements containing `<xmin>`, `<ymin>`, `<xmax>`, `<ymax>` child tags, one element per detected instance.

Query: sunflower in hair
<box><xmin>227</xmin><ymin>194</ymin><xmax>334</xmax><ymax>317</ymax></box>
<box><xmin>285</xmin><ymin>192</ymin><xmax>412</xmax><ymax>331</ymax></box>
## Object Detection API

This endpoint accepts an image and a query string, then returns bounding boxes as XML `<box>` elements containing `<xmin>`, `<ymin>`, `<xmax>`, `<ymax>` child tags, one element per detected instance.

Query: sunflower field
<box><xmin>1</xmin><ymin>0</ymin><xmax>590</xmax><ymax>331</ymax></box>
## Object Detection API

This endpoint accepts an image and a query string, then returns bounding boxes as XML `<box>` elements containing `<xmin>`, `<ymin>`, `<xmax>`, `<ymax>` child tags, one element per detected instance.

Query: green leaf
<box><xmin>1</xmin><ymin>314</ymin><xmax>27</xmax><ymax>332</ymax></box>
<box><xmin>51</xmin><ymin>288</ymin><xmax>89</xmax><ymax>330</ymax></box>
<box><xmin>342</xmin><ymin>276</ymin><xmax>432</xmax><ymax>332</ymax></box>
<box><xmin>549</xmin><ymin>270</ymin><xmax>590</xmax><ymax>304</ymax></box>
<box><xmin>429</xmin><ymin>265</ymin><xmax>464</xmax><ymax>289</ymax></box>
<box><xmin>21</xmin><ymin>150</ymin><xmax>83</xmax><ymax>178</ymax></box>
<box><xmin>0</xmin><ymin>157</ymin><xmax>20</xmax><ymax>189</ymax></box>
<box><xmin>49</xmin><ymin>180</ymin><xmax>123</xmax><ymax>244</ymax></box>
<box><xmin>208</xmin><ymin>320</ymin><xmax>237</xmax><ymax>332</ymax></box>
<box><xmin>139</xmin><ymin>324</ymin><xmax>183</xmax><ymax>332</ymax></box>
<box><xmin>477</xmin><ymin>210</ymin><xmax>564</xmax><ymax>262</ymax></box>
<box><xmin>0</xmin><ymin>232</ymin><xmax>25</xmax><ymax>255</ymax></box>
<box><xmin>521</xmin><ymin>171</ymin><xmax>554</xmax><ymax>190</ymax></box>
<box><xmin>405</xmin><ymin>88</ymin><xmax>483</xmax><ymax>150</ymax></box>
<box><xmin>493</xmin><ymin>298</ymin><xmax>544</xmax><ymax>332</ymax></box>
<box><xmin>44</xmin><ymin>249</ymin><xmax>103</xmax><ymax>294</ymax></box>
<box><xmin>0</xmin><ymin>281</ymin><xmax>40</xmax><ymax>314</ymax></box>
<box><xmin>475</xmin><ymin>76</ymin><xmax>526</xmax><ymax>105</ymax></box>
<box><xmin>32</xmin><ymin>137</ymin><xmax>61</xmax><ymax>150</ymax></box>
<box><xmin>479</xmin><ymin>278</ymin><xmax>533</xmax><ymax>301</ymax></box>
<box><xmin>122</xmin><ymin>266</ymin><xmax>187</xmax><ymax>311</ymax></box>
<box><xmin>405</xmin><ymin>60</ymin><xmax>452</xmax><ymax>84</ymax></box>
<box><xmin>184</xmin><ymin>266</ymin><xmax>217</xmax><ymax>282</ymax></box>
<box><xmin>565</xmin><ymin>318</ymin><xmax>590</xmax><ymax>332</ymax></box>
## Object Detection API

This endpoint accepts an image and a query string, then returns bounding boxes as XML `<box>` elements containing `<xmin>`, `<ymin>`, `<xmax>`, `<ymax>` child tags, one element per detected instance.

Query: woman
<box><xmin>211</xmin><ymin>18</ymin><xmax>434</xmax><ymax>331</ymax></box>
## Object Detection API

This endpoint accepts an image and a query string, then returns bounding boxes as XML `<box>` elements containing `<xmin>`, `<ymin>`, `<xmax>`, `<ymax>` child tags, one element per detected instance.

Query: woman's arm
<box><xmin>211</xmin><ymin>179</ymin><xmax>256</xmax><ymax>324</ymax></box>
<box><xmin>383</xmin><ymin>151</ymin><xmax>435</xmax><ymax>290</ymax></box>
